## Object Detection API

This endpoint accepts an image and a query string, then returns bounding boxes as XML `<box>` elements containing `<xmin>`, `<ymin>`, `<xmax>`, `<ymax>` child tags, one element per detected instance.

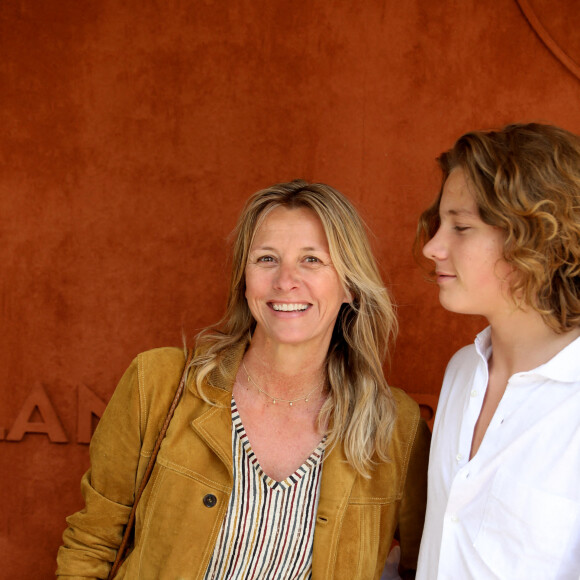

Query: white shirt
<box><xmin>417</xmin><ymin>327</ymin><xmax>580</xmax><ymax>580</ymax></box>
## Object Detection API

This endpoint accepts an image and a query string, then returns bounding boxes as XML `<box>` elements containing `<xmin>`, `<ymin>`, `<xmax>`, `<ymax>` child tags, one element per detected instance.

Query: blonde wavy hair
<box><xmin>416</xmin><ymin>122</ymin><xmax>580</xmax><ymax>333</ymax></box>
<box><xmin>192</xmin><ymin>179</ymin><xmax>397</xmax><ymax>476</ymax></box>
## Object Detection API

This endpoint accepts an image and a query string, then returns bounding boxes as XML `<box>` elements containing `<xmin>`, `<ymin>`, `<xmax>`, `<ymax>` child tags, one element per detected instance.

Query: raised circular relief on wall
<box><xmin>516</xmin><ymin>0</ymin><xmax>580</xmax><ymax>80</ymax></box>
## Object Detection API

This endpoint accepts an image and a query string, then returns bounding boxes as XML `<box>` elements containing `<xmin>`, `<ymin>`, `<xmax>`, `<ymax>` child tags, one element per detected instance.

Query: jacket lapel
<box><xmin>190</xmin><ymin>387</ymin><xmax>234</xmax><ymax>476</ymax></box>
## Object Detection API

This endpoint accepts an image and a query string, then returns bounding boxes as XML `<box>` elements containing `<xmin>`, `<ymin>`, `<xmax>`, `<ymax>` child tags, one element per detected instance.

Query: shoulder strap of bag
<box><xmin>107</xmin><ymin>348</ymin><xmax>194</xmax><ymax>579</ymax></box>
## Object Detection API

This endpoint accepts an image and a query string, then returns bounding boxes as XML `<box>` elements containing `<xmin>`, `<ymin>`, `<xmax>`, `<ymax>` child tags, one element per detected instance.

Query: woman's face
<box><xmin>245</xmin><ymin>206</ymin><xmax>350</xmax><ymax>351</ymax></box>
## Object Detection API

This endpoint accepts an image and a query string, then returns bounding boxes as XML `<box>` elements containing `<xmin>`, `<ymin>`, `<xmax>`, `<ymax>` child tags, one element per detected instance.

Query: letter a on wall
<box><xmin>6</xmin><ymin>384</ymin><xmax>68</xmax><ymax>442</ymax></box>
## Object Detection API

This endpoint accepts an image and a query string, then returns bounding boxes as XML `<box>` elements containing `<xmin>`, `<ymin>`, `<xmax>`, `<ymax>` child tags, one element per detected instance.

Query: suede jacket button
<box><xmin>203</xmin><ymin>494</ymin><xmax>217</xmax><ymax>508</ymax></box>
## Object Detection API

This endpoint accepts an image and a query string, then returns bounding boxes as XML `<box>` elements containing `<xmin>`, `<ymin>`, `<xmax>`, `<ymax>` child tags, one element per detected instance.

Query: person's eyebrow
<box><xmin>250</xmin><ymin>245</ymin><xmax>327</xmax><ymax>252</ymax></box>
<box><xmin>443</xmin><ymin>208</ymin><xmax>478</xmax><ymax>217</ymax></box>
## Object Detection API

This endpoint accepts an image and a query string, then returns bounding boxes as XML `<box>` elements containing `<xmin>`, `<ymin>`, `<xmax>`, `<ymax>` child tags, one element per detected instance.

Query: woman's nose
<box><xmin>273</xmin><ymin>262</ymin><xmax>300</xmax><ymax>290</ymax></box>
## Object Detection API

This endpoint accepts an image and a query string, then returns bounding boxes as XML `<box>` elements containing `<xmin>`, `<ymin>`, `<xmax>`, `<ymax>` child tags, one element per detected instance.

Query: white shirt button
<box><xmin>450</xmin><ymin>515</ymin><xmax>459</xmax><ymax>523</ymax></box>
<box><xmin>456</xmin><ymin>453</ymin><xmax>463</xmax><ymax>462</ymax></box>
<box><xmin>471</xmin><ymin>389</ymin><xmax>478</xmax><ymax>397</ymax></box>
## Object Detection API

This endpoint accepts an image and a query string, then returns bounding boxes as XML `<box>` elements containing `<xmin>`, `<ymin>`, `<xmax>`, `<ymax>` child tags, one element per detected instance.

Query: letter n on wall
<box><xmin>77</xmin><ymin>384</ymin><xmax>107</xmax><ymax>444</ymax></box>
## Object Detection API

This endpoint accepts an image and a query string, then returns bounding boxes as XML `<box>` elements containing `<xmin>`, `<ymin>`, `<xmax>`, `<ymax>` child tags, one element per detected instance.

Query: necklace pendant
<box><xmin>289</xmin><ymin>401</ymin><xmax>293</xmax><ymax>406</ymax></box>
<box><xmin>273</xmin><ymin>399</ymin><xmax>276</xmax><ymax>404</ymax></box>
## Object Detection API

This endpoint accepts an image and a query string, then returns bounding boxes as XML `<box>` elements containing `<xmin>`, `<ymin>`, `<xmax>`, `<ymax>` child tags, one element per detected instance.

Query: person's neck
<box><xmin>243</xmin><ymin>338</ymin><xmax>328</xmax><ymax>397</ymax></box>
<box><xmin>487</xmin><ymin>308</ymin><xmax>580</xmax><ymax>378</ymax></box>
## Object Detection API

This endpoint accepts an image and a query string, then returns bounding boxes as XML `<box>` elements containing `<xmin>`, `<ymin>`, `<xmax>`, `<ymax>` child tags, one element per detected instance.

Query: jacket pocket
<box><xmin>123</xmin><ymin>466</ymin><xmax>230</xmax><ymax>579</ymax></box>
<box><xmin>473</xmin><ymin>469</ymin><xmax>579</xmax><ymax>580</ymax></box>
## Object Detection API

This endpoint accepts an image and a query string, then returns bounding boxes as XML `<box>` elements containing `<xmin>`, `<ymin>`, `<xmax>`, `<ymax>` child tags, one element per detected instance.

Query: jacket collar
<box><xmin>187</xmin><ymin>339</ymin><xmax>247</xmax><ymax>396</ymax></box>
<box><xmin>188</xmin><ymin>340</ymin><xmax>247</xmax><ymax>477</ymax></box>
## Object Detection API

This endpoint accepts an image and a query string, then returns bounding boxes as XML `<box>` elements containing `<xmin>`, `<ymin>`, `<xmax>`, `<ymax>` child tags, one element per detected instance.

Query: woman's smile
<box><xmin>270</xmin><ymin>302</ymin><xmax>310</xmax><ymax>312</ymax></box>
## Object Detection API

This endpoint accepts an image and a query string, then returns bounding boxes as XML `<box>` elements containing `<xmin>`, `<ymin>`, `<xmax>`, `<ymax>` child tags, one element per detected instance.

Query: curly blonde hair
<box><xmin>416</xmin><ymin>122</ymin><xmax>580</xmax><ymax>332</ymax></box>
<box><xmin>193</xmin><ymin>180</ymin><xmax>398</xmax><ymax>476</ymax></box>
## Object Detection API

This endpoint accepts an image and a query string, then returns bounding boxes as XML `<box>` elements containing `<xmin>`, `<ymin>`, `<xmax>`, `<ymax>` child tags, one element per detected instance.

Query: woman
<box><xmin>414</xmin><ymin>123</ymin><xmax>580</xmax><ymax>579</ymax></box>
<box><xmin>57</xmin><ymin>180</ymin><xmax>429</xmax><ymax>579</ymax></box>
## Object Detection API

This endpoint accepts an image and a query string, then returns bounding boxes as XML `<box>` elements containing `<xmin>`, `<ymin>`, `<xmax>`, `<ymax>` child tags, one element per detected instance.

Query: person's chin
<box><xmin>438</xmin><ymin>294</ymin><xmax>467</xmax><ymax>315</ymax></box>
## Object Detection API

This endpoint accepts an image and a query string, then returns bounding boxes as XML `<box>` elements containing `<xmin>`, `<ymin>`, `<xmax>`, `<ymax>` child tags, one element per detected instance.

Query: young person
<box><xmin>415</xmin><ymin>123</ymin><xmax>580</xmax><ymax>579</ymax></box>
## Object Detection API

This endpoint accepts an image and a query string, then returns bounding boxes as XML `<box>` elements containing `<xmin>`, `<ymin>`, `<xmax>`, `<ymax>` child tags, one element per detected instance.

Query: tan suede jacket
<box><xmin>57</xmin><ymin>345</ymin><xmax>429</xmax><ymax>579</ymax></box>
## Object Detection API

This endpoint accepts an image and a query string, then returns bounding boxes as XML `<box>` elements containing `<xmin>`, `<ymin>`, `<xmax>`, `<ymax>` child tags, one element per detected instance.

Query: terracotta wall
<box><xmin>1</xmin><ymin>0</ymin><xmax>579</xmax><ymax>576</ymax></box>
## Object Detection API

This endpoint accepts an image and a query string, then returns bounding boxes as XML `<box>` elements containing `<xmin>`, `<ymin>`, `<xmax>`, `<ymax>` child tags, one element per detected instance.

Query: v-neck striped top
<box><xmin>203</xmin><ymin>398</ymin><xmax>326</xmax><ymax>580</ymax></box>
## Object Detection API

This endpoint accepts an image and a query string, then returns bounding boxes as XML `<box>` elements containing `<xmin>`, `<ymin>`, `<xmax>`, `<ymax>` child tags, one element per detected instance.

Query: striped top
<box><xmin>203</xmin><ymin>398</ymin><xmax>326</xmax><ymax>580</ymax></box>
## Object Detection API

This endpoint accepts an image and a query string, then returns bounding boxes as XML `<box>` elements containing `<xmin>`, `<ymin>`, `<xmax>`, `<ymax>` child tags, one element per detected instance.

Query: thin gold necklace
<box><xmin>242</xmin><ymin>361</ymin><xmax>323</xmax><ymax>406</ymax></box>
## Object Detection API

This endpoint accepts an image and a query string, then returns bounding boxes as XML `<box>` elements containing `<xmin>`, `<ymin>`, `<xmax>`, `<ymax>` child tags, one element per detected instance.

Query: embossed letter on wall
<box><xmin>1</xmin><ymin>384</ymin><xmax>106</xmax><ymax>444</ymax></box>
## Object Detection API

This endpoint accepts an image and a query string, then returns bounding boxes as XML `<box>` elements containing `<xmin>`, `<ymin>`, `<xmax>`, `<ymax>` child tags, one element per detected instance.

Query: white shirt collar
<box><xmin>473</xmin><ymin>325</ymin><xmax>580</xmax><ymax>384</ymax></box>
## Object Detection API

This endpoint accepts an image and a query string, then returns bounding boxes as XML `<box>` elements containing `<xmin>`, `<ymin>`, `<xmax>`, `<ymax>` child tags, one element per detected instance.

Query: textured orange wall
<box><xmin>1</xmin><ymin>1</ymin><xmax>579</xmax><ymax>577</ymax></box>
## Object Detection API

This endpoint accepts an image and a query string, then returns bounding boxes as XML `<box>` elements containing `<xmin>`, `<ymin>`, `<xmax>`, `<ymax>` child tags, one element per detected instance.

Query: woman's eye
<box><xmin>453</xmin><ymin>226</ymin><xmax>470</xmax><ymax>233</ymax></box>
<box><xmin>304</xmin><ymin>256</ymin><xmax>321</xmax><ymax>263</ymax></box>
<box><xmin>256</xmin><ymin>255</ymin><xmax>275</xmax><ymax>263</ymax></box>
